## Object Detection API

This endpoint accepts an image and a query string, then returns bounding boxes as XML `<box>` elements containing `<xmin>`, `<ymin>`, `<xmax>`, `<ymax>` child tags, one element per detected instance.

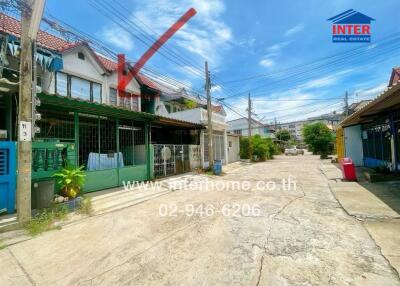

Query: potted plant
<box><xmin>52</xmin><ymin>165</ymin><xmax>86</xmax><ymax>199</ymax></box>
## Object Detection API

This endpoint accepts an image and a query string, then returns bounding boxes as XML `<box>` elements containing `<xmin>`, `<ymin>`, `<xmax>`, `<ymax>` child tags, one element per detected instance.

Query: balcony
<box><xmin>167</xmin><ymin>107</ymin><xmax>228</xmax><ymax>130</ymax></box>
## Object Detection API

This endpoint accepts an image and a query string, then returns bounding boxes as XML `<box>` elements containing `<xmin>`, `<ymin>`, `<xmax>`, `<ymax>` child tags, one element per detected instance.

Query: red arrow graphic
<box><xmin>118</xmin><ymin>8</ymin><xmax>197</xmax><ymax>93</ymax></box>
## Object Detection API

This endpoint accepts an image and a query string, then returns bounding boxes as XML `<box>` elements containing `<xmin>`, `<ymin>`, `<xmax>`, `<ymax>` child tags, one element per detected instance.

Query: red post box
<box><xmin>340</xmin><ymin>157</ymin><xmax>357</xmax><ymax>181</ymax></box>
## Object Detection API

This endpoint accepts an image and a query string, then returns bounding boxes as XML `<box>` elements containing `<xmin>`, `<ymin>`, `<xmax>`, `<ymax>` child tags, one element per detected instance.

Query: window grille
<box><xmin>118</xmin><ymin>120</ymin><xmax>145</xmax><ymax>167</ymax></box>
<box><xmin>109</xmin><ymin>88</ymin><xmax>117</xmax><ymax>106</ymax></box>
<box><xmin>79</xmin><ymin>116</ymin><xmax>99</xmax><ymax>170</ymax></box>
<box><xmin>204</xmin><ymin>132</ymin><xmax>225</xmax><ymax>162</ymax></box>
<box><xmin>36</xmin><ymin>109</ymin><xmax>75</xmax><ymax>142</ymax></box>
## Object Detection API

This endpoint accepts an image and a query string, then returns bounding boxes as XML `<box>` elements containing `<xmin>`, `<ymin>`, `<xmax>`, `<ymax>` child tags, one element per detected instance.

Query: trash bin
<box><xmin>340</xmin><ymin>157</ymin><xmax>357</xmax><ymax>181</ymax></box>
<box><xmin>213</xmin><ymin>160</ymin><xmax>222</xmax><ymax>175</ymax></box>
<box><xmin>32</xmin><ymin>179</ymin><xmax>55</xmax><ymax>209</ymax></box>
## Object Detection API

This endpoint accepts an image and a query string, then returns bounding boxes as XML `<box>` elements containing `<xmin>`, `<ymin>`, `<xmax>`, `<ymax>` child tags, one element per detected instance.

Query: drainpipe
<box><xmin>145</xmin><ymin>121</ymin><xmax>151</xmax><ymax>179</ymax></box>
<box><xmin>116</xmin><ymin>119</ymin><xmax>120</xmax><ymax>182</ymax></box>
<box><xmin>74</xmin><ymin>112</ymin><xmax>79</xmax><ymax>167</ymax></box>
<box><xmin>390</xmin><ymin>113</ymin><xmax>398</xmax><ymax>173</ymax></box>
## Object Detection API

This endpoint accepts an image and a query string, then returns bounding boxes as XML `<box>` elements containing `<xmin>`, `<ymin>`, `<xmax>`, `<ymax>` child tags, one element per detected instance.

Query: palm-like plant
<box><xmin>52</xmin><ymin>165</ymin><xmax>86</xmax><ymax>198</ymax></box>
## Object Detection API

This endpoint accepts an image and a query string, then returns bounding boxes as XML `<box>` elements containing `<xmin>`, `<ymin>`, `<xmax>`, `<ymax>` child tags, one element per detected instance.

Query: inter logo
<box><xmin>327</xmin><ymin>9</ymin><xmax>375</xmax><ymax>43</ymax></box>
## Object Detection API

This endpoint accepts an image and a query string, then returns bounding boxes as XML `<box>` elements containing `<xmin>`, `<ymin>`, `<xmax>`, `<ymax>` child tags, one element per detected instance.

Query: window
<box><xmin>109</xmin><ymin>88</ymin><xmax>117</xmax><ymax>106</ymax></box>
<box><xmin>118</xmin><ymin>91</ymin><xmax>139</xmax><ymax>111</ymax></box>
<box><xmin>71</xmin><ymin>76</ymin><xmax>90</xmax><ymax>101</ymax></box>
<box><xmin>55</xmin><ymin>72</ymin><xmax>68</xmax><ymax>96</ymax></box>
<box><xmin>78</xmin><ymin>52</ymin><xmax>85</xmax><ymax>60</ymax></box>
<box><xmin>55</xmin><ymin>72</ymin><xmax>102</xmax><ymax>103</ymax></box>
<box><xmin>92</xmin><ymin>83</ymin><xmax>101</xmax><ymax>103</ymax></box>
<box><xmin>233</xmin><ymin>129</ymin><xmax>242</xmax><ymax>135</ymax></box>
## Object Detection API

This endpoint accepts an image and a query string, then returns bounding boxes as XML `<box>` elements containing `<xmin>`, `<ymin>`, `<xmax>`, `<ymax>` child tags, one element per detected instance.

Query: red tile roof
<box><xmin>0</xmin><ymin>13</ymin><xmax>71</xmax><ymax>51</ymax></box>
<box><xmin>389</xmin><ymin>67</ymin><xmax>400</xmax><ymax>87</ymax></box>
<box><xmin>0</xmin><ymin>12</ymin><xmax>161</xmax><ymax>91</ymax></box>
<box><xmin>212</xmin><ymin>105</ymin><xmax>224</xmax><ymax>113</ymax></box>
<box><xmin>135</xmin><ymin>73</ymin><xmax>160</xmax><ymax>91</ymax></box>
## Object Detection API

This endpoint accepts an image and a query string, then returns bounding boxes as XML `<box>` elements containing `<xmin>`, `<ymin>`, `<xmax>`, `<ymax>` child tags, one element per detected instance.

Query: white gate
<box><xmin>153</xmin><ymin>144</ymin><xmax>197</xmax><ymax>177</ymax></box>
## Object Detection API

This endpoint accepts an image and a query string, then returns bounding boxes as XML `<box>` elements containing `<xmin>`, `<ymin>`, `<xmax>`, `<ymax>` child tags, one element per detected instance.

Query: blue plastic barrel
<box><xmin>213</xmin><ymin>160</ymin><xmax>222</xmax><ymax>175</ymax></box>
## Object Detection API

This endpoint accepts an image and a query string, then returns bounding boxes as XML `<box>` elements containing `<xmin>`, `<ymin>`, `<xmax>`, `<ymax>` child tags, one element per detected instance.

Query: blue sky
<box><xmin>45</xmin><ymin>0</ymin><xmax>400</xmax><ymax>123</ymax></box>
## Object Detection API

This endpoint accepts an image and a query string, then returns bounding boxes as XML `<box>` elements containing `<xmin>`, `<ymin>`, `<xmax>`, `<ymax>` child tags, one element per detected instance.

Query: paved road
<box><xmin>1</xmin><ymin>154</ymin><xmax>399</xmax><ymax>285</ymax></box>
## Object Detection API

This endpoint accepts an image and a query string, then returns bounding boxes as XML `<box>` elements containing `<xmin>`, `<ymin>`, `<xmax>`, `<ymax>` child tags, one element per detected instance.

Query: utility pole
<box><xmin>205</xmin><ymin>61</ymin><xmax>213</xmax><ymax>169</ymax></box>
<box><xmin>344</xmin><ymin>91</ymin><xmax>349</xmax><ymax>116</ymax></box>
<box><xmin>17</xmin><ymin>0</ymin><xmax>45</xmax><ymax>223</ymax></box>
<box><xmin>247</xmin><ymin>93</ymin><xmax>252</xmax><ymax>159</ymax></box>
<box><xmin>247</xmin><ymin>93</ymin><xmax>252</xmax><ymax>137</ymax></box>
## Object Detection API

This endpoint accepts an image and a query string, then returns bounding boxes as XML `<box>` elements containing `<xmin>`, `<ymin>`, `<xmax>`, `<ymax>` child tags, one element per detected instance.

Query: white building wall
<box><xmin>344</xmin><ymin>125</ymin><xmax>364</xmax><ymax>166</ymax></box>
<box><xmin>42</xmin><ymin>46</ymin><xmax>143</xmax><ymax>108</ymax></box>
<box><xmin>228</xmin><ymin>118</ymin><xmax>270</xmax><ymax>137</ymax></box>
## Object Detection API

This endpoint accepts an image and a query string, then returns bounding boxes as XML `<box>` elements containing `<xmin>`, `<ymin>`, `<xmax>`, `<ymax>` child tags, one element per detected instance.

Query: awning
<box><xmin>340</xmin><ymin>83</ymin><xmax>400</xmax><ymax>127</ymax></box>
<box><xmin>38</xmin><ymin>93</ymin><xmax>155</xmax><ymax>121</ymax></box>
<box><xmin>153</xmin><ymin>116</ymin><xmax>204</xmax><ymax>129</ymax></box>
<box><xmin>38</xmin><ymin>93</ymin><xmax>205</xmax><ymax>129</ymax></box>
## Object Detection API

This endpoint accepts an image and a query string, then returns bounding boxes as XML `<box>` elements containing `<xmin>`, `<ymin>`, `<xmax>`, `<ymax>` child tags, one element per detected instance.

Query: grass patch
<box><xmin>25</xmin><ymin>206</ymin><xmax>69</xmax><ymax>236</ymax></box>
<box><xmin>0</xmin><ymin>239</ymin><xmax>5</xmax><ymax>250</ymax></box>
<box><xmin>77</xmin><ymin>196</ymin><xmax>93</xmax><ymax>216</ymax></box>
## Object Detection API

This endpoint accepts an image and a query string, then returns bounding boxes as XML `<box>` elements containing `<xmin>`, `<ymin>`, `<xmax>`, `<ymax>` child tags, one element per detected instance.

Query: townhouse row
<box><xmin>0</xmin><ymin>13</ymin><xmax>234</xmax><ymax>212</ymax></box>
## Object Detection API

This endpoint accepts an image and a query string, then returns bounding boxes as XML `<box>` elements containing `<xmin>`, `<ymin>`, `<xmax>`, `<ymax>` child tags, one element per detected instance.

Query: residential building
<box><xmin>277</xmin><ymin>111</ymin><xmax>344</xmax><ymax>141</ymax></box>
<box><xmin>277</xmin><ymin>121</ymin><xmax>306</xmax><ymax>141</ymax></box>
<box><xmin>162</xmin><ymin>89</ymin><xmax>229</xmax><ymax>167</ymax></box>
<box><xmin>227</xmin><ymin>118</ymin><xmax>275</xmax><ymax>138</ymax></box>
<box><xmin>0</xmin><ymin>12</ymin><xmax>203</xmax><ymax>202</ymax></box>
<box><xmin>348</xmin><ymin>100</ymin><xmax>372</xmax><ymax>115</ymax></box>
<box><xmin>337</xmin><ymin>68</ymin><xmax>400</xmax><ymax>171</ymax></box>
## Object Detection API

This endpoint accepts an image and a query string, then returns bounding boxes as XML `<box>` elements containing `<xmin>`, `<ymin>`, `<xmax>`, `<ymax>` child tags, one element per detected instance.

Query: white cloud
<box><xmin>267</xmin><ymin>41</ymin><xmax>290</xmax><ymax>53</ymax></box>
<box><xmin>259</xmin><ymin>58</ymin><xmax>275</xmax><ymax>68</ymax></box>
<box><xmin>131</xmin><ymin>0</ymin><xmax>232</xmax><ymax>66</ymax></box>
<box><xmin>100</xmin><ymin>26</ymin><xmax>134</xmax><ymax>51</ymax></box>
<box><xmin>284</xmin><ymin>24</ymin><xmax>304</xmax><ymax>37</ymax></box>
<box><xmin>211</xmin><ymin>85</ymin><xmax>222</xmax><ymax>92</ymax></box>
<box><xmin>257</xmin><ymin>41</ymin><xmax>290</xmax><ymax>70</ymax></box>
<box><xmin>300</xmin><ymin>69</ymin><xmax>354</xmax><ymax>90</ymax></box>
<box><xmin>355</xmin><ymin>82</ymin><xmax>387</xmax><ymax>98</ymax></box>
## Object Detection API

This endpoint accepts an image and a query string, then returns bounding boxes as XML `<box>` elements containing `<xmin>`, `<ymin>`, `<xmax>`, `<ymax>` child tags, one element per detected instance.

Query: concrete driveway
<box><xmin>1</xmin><ymin>154</ymin><xmax>399</xmax><ymax>285</ymax></box>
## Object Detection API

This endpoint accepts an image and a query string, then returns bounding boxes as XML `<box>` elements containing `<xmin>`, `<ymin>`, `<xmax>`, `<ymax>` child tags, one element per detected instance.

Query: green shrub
<box><xmin>240</xmin><ymin>137</ymin><xmax>250</xmax><ymax>159</ymax></box>
<box><xmin>251</xmin><ymin>135</ymin><xmax>277</xmax><ymax>161</ymax></box>
<box><xmin>240</xmin><ymin>135</ymin><xmax>278</xmax><ymax>161</ymax></box>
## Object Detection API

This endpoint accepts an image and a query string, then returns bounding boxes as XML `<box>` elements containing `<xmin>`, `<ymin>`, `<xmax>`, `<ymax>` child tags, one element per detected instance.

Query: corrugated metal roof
<box><xmin>340</xmin><ymin>80</ymin><xmax>400</xmax><ymax>127</ymax></box>
<box><xmin>39</xmin><ymin>93</ymin><xmax>204</xmax><ymax>128</ymax></box>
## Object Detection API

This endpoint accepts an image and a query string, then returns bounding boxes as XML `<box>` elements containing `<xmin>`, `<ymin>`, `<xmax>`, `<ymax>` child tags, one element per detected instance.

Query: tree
<box><xmin>302</xmin><ymin>122</ymin><xmax>334</xmax><ymax>157</ymax></box>
<box><xmin>275</xmin><ymin>129</ymin><xmax>291</xmax><ymax>142</ymax></box>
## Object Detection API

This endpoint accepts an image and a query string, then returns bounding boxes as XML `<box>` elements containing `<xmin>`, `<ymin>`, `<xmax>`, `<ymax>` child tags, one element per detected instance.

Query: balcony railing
<box><xmin>167</xmin><ymin>107</ymin><xmax>226</xmax><ymax>125</ymax></box>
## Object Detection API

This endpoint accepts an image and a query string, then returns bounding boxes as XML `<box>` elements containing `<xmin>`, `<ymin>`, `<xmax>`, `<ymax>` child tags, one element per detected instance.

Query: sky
<box><xmin>44</xmin><ymin>0</ymin><xmax>400</xmax><ymax>123</ymax></box>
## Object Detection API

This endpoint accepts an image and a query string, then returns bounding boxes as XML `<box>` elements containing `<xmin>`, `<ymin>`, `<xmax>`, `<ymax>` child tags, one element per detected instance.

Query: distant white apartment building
<box><xmin>227</xmin><ymin>118</ymin><xmax>275</xmax><ymax>138</ymax></box>
<box><xmin>277</xmin><ymin>111</ymin><xmax>344</xmax><ymax>141</ymax></box>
